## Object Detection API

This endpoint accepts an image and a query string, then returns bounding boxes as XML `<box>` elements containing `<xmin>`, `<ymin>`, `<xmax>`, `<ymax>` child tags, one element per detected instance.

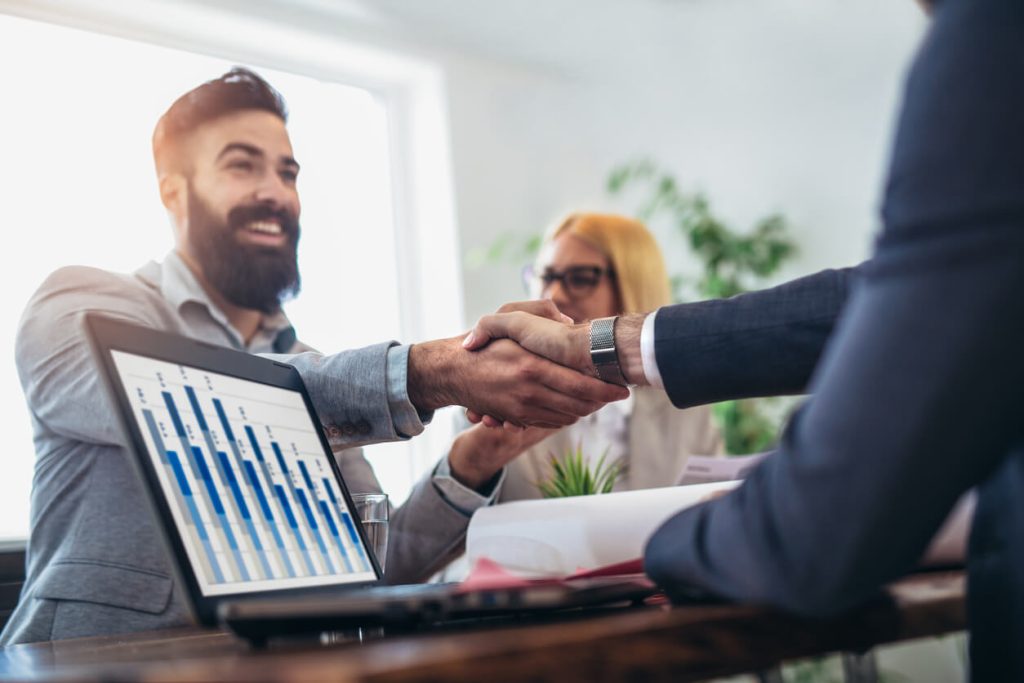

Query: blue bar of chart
<box><xmin>113</xmin><ymin>349</ymin><xmax>377</xmax><ymax>595</ymax></box>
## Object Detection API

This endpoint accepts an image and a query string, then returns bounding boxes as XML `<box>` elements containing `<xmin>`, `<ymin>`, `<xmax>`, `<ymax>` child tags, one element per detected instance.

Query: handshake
<box><xmin>406</xmin><ymin>301</ymin><xmax>649</xmax><ymax>431</ymax></box>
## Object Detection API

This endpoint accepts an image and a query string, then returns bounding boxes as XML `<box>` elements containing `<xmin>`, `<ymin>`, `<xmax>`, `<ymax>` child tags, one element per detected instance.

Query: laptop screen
<box><xmin>110</xmin><ymin>349</ymin><xmax>377</xmax><ymax>596</ymax></box>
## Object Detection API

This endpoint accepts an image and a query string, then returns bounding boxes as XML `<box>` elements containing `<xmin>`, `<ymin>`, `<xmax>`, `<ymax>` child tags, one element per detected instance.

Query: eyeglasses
<box><xmin>521</xmin><ymin>264</ymin><xmax>615</xmax><ymax>300</ymax></box>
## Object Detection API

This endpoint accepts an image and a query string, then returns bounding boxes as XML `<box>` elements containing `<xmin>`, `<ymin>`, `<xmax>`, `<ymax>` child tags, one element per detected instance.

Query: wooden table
<box><xmin>0</xmin><ymin>570</ymin><xmax>965</xmax><ymax>683</ymax></box>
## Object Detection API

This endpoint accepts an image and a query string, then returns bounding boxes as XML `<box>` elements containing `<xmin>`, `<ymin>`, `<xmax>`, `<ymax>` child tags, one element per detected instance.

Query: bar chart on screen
<box><xmin>110</xmin><ymin>350</ymin><xmax>375</xmax><ymax>595</ymax></box>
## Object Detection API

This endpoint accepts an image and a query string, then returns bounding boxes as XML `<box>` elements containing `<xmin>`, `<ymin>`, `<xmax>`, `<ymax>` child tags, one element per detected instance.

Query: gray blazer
<box><xmin>1</xmin><ymin>258</ymin><xmax>472</xmax><ymax>645</ymax></box>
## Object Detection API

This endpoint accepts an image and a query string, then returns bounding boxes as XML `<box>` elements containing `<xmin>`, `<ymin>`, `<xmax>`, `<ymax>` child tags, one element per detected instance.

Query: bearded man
<box><xmin>1</xmin><ymin>68</ymin><xmax>624</xmax><ymax>644</ymax></box>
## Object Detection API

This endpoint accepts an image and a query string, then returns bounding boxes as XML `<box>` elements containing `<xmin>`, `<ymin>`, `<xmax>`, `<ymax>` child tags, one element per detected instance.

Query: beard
<box><xmin>186</xmin><ymin>185</ymin><xmax>301</xmax><ymax>314</ymax></box>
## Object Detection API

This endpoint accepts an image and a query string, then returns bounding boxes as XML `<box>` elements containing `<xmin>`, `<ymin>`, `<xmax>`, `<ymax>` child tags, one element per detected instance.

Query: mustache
<box><xmin>227</xmin><ymin>203</ymin><xmax>300</xmax><ymax>241</ymax></box>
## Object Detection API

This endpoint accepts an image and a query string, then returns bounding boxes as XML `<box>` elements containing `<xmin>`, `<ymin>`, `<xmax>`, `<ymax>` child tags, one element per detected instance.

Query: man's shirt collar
<box><xmin>136</xmin><ymin>250</ymin><xmax>297</xmax><ymax>352</ymax></box>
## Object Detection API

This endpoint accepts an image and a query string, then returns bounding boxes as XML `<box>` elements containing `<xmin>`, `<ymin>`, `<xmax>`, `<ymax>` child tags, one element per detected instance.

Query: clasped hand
<box><xmin>461</xmin><ymin>300</ymin><xmax>624</xmax><ymax>430</ymax></box>
<box><xmin>407</xmin><ymin>300</ymin><xmax>627</xmax><ymax>431</ymax></box>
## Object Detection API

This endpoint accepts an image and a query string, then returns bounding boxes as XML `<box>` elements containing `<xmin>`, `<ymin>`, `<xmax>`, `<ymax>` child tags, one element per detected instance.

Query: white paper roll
<box><xmin>466</xmin><ymin>482</ymin><xmax>740</xmax><ymax>577</ymax></box>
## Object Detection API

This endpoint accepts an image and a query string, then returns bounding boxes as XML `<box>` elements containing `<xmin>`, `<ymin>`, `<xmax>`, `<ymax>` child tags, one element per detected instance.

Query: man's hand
<box><xmin>459</xmin><ymin>304</ymin><xmax>650</xmax><ymax>428</ymax></box>
<box><xmin>407</xmin><ymin>335</ymin><xmax>628</xmax><ymax>429</ymax></box>
<box><xmin>464</xmin><ymin>305</ymin><xmax>647</xmax><ymax>382</ymax></box>
<box><xmin>463</xmin><ymin>310</ymin><xmax>593</xmax><ymax>373</ymax></box>
<box><xmin>447</xmin><ymin>423</ymin><xmax>555</xmax><ymax>490</ymax></box>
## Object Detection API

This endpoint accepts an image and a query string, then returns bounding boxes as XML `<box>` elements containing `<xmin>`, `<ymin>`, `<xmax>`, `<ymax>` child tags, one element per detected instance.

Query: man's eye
<box><xmin>229</xmin><ymin>160</ymin><xmax>254</xmax><ymax>172</ymax></box>
<box><xmin>280</xmin><ymin>169</ymin><xmax>298</xmax><ymax>183</ymax></box>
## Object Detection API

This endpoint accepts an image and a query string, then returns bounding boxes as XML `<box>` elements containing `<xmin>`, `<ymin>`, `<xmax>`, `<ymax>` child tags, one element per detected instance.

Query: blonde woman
<box><xmin>449</xmin><ymin>213</ymin><xmax>721</xmax><ymax>501</ymax></box>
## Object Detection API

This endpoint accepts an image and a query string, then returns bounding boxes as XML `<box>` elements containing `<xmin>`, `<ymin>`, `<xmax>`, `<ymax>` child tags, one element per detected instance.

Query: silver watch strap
<box><xmin>589</xmin><ymin>316</ymin><xmax>628</xmax><ymax>386</ymax></box>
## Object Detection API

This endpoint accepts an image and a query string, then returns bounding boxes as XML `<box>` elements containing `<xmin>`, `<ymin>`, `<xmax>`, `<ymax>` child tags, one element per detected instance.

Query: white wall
<box><xmin>63</xmin><ymin>0</ymin><xmax>925</xmax><ymax>322</ymax></box>
<box><xmin>445</xmin><ymin>1</ymin><xmax>928</xmax><ymax>320</ymax></box>
<box><xmin>12</xmin><ymin>0</ymin><xmax>927</xmax><ymax>324</ymax></box>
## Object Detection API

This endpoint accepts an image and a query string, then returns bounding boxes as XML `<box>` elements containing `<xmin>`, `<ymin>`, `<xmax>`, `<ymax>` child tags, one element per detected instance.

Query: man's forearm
<box><xmin>613</xmin><ymin>314</ymin><xmax>647</xmax><ymax>386</ymax></box>
<box><xmin>406</xmin><ymin>337</ymin><xmax>461</xmax><ymax>413</ymax></box>
<box><xmin>651</xmin><ymin>268</ymin><xmax>853</xmax><ymax>407</ymax></box>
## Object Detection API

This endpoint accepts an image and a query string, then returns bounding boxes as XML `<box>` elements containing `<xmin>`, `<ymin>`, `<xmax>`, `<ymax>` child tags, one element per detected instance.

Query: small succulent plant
<box><xmin>537</xmin><ymin>442</ymin><xmax>622</xmax><ymax>498</ymax></box>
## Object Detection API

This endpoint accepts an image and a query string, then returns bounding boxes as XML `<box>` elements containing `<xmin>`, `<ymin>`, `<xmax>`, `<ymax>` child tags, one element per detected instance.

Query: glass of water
<box><xmin>350</xmin><ymin>493</ymin><xmax>389</xmax><ymax>573</ymax></box>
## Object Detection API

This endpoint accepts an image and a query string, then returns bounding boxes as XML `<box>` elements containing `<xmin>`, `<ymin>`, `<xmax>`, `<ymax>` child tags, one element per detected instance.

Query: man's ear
<box><xmin>158</xmin><ymin>173</ymin><xmax>187</xmax><ymax>224</ymax></box>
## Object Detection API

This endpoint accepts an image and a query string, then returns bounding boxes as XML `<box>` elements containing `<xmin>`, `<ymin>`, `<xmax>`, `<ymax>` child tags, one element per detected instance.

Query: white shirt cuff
<box><xmin>640</xmin><ymin>310</ymin><xmax>665</xmax><ymax>389</ymax></box>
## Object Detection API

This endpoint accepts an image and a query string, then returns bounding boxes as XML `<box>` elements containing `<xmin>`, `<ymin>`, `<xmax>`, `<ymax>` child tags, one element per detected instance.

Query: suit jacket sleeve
<box><xmin>644</xmin><ymin>0</ymin><xmax>1024</xmax><ymax>618</ymax></box>
<box><xmin>654</xmin><ymin>267</ymin><xmax>856</xmax><ymax>409</ymax></box>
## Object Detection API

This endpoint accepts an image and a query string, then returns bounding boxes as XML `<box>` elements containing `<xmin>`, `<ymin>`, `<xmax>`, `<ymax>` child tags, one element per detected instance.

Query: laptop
<box><xmin>84</xmin><ymin>314</ymin><xmax>655</xmax><ymax>644</ymax></box>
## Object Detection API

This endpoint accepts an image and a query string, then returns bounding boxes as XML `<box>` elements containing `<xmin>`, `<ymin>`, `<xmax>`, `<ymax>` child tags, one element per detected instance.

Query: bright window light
<box><xmin>0</xmin><ymin>13</ymin><xmax>432</xmax><ymax>538</ymax></box>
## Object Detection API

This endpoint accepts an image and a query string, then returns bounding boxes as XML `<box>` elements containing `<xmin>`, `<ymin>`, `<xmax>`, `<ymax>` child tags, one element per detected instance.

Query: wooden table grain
<box><xmin>0</xmin><ymin>570</ymin><xmax>965</xmax><ymax>683</ymax></box>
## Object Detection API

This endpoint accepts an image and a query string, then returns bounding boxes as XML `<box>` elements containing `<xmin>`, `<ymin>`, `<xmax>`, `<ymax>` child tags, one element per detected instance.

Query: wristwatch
<box><xmin>589</xmin><ymin>316</ymin><xmax>629</xmax><ymax>386</ymax></box>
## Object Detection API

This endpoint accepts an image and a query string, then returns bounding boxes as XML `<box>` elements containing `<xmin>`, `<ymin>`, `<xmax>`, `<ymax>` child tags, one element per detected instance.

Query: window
<box><xmin>0</xmin><ymin>11</ymin><xmax>460</xmax><ymax>538</ymax></box>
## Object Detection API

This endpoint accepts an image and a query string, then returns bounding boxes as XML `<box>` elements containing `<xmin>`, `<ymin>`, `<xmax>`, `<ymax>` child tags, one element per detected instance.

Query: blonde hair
<box><xmin>547</xmin><ymin>213</ymin><xmax>671</xmax><ymax>313</ymax></box>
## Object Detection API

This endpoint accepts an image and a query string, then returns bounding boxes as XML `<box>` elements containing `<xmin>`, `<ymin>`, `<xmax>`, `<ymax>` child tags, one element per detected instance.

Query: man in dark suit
<box><xmin>462</xmin><ymin>0</ymin><xmax>1024</xmax><ymax>678</ymax></box>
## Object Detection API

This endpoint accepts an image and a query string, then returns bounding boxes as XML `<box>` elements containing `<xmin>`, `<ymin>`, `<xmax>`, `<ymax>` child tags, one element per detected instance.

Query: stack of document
<box><xmin>466</xmin><ymin>481</ymin><xmax>738</xmax><ymax>578</ymax></box>
<box><xmin>466</xmin><ymin>453</ymin><xmax>973</xmax><ymax>578</ymax></box>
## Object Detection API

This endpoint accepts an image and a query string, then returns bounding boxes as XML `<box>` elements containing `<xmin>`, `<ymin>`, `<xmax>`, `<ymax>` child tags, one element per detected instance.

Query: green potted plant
<box><xmin>536</xmin><ymin>442</ymin><xmax>622</xmax><ymax>498</ymax></box>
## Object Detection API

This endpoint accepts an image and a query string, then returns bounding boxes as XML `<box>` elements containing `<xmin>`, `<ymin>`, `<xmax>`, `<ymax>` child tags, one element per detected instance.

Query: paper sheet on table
<box><xmin>466</xmin><ymin>482</ymin><xmax>740</xmax><ymax>578</ymax></box>
<box><xmin>466</xmin><ymin>481</ymin><xmax>974</xmax><ymax>578</ymax></box>
<box><xmin>677</xmin><ymin>452</ymin><xmax>770</xmax><ymax>485</ymax></box>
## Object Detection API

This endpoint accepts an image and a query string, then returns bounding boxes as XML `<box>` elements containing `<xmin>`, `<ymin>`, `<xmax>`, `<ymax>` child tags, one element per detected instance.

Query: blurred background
<box><xmin>0</xmin><ymin>0</ymin><xmax>926</xmax><ymax>539</ymax></box>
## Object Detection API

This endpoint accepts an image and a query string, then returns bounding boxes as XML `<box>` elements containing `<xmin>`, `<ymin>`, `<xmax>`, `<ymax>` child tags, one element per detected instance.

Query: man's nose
<box><xmin>253</xmin><ymin>172</ymin><xmax>294</xmax><ymax>210</ymax></box>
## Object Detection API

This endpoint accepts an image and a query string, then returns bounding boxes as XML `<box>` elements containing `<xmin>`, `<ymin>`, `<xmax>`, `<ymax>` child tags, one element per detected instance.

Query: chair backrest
<box><xmin>0</xmin><ymin>541</ymin><xmax>26</xmax><ymax>632</ymax></box>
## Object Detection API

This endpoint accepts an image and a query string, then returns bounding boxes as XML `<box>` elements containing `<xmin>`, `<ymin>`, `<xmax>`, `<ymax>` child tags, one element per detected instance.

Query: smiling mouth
<box><xmin>236</xmin><ymin>220</ymin><xmax>292</xmax><ymax>248</ymax></box>
<box><xmin>245</xmin><ymin>220</ymin><xmax>283</xmax><ymax>236</ymax></box>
